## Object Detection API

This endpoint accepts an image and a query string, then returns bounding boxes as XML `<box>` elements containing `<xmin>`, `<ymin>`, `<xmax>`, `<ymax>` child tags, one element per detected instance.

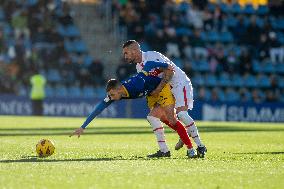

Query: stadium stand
<box><xmin>0</xmin><ymin>0</ymin><xmax>106</xmax><ymax>98</ymax></box>
<box><xmin>113</xmin><ymin>0</ymin><xmax>284</xmax><ymax>103</ymax></box>
<box><xmin>0</xmin><ymin>0</ymin><xmax>283</xmax><ymax>104</ymax></box>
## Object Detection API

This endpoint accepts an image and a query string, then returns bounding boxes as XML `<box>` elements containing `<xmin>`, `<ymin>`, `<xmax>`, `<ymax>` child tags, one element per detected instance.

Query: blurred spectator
<box><xmin>89</xmin><ymin>60</ymin><xmax>105</xmax><ymax>86</ymax></box>
<box><xmin>245</xmin><ymin>16</ymin><xmax>260</xmax><ymax>47</ymax></box>
<box><xmin>252</xmin><ymin>89</ymin><xmax>262</xmax><ymax>103</ymax></box>
<box><xmin>30</xmin><ymin>68</ymin><xmax>46</xmax><ymax>115</ymax></box>
<box><xmin>239</xmin><ymin>49</ymin><xmax>253</xmax><ymax>75</ymax></box>
<box><xmin>116</xmin><ymin>60</ymin><xmax>136</xmax><ymax>81</ymax></box>
<box><xmin>190</xmin><ymin>29</ymin><xmax>207</xmax><ymax>59</ymax></box>
<box><xmin>268</xmin><ymin>32</ymin><xmax>284</xmax><ymax>64</ymax></box>
<box><xmin>257</xmin><ymin>33</ymin><xmax>270</xmax><ymax>61</ymax></box>
<box><xmin>11</xmin><ymin>10</ymin><xmax>30</xmax><ymax>39</ymax></box>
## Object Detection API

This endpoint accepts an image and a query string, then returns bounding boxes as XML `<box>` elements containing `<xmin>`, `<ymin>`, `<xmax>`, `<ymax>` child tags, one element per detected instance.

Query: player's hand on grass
<box><xmin>70</xmin><ymin>127</ymin><xmax>84</xmax><ymax>138</ymax></box>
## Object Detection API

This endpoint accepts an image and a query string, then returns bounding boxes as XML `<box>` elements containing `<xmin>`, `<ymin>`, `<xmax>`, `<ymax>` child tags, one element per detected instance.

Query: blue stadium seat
<box><xmin>207</xmin><ymin>31</ymin><xmax>219</xmax><ymax>42</ymax></box>
<box><xmin>82</xmin><ymin>86</ymin><xmax>95</xmax><ymax>98</ymax></box>
<box><xmin>218</xmin><ymin>73</ymin><xmax>231</xmax><ymax>87</ymax></box>
<box><xmin>253</xmin><ymin>60</ymin><xmax>261</xmax><ymax>73</ymax></box>
<box><xmin>220</xmin><ymin>3</ymin><xmax>229</xmax><ymax>13</ymax></box>
<box><xmin>217</xmin><ymin>88</ymin><xmax>226</xmax><ymax>101</ymax></box>
<box><xmin>197</xmin><ymin>60</ymin><xmax>210</xmax><ymax>72</ymax></box>
<box><xmin>262</xmin><ymin>62</ymin><xmax>275</xmax><ymax>74</ymax></box>
<box><xmin>179</xmin><ymin>1</ymin><xmax>190</xmax><ymax>12</ymax></box>
<box><xmin>65</xmin><ymin>25</ymin><xmax>80</xmax><ymax>37</ymax></box>
<box><xmin>275</xmin><ymin>64</ymin><xmax>284</xmax><ymax>74</ymax></box>
<box><xmin>94</xmin><ymin>87</ymin><xmax>106</xmax><ymax>98</ymax></box>
<box><xmin>69</xmin><ymin>86</ymin><xmax>82</xmax><ymax>97</ymax></box>
<box><xmin>243</xmin><ymin>74</ymin><xmax>258</xmax><ymax>88</ymax></box>
<box><xmin>192</xmin><ymin>74</ymin><xmax>205</xmax><ymax>86</ymax></box>
<box><xmin>230</xmin><ymin>3</ymin><xmax>242</xmax><ymax>14</ymax></box>
<box><xmin>84</xmin><ymin>55</ymin><xmax>93</xmax><ymax>66</ymax></box>
<box><xmin>206</xmin><ymin>74</ymin><xmax>218</xmax><ymax>87</ymax></box>
<box><xmin>231</xmin><ymin>74</ymin><xmax>243</xmax><ymax>87</ymax></box>
<box><xmin>18</xmin><ymin>85</ymin><xmax>28</xmax><ymax>97</ymax></box>
<box><xmin>47</xmin><ymin>69</ymin><xmax>61</xmax><ymax>83</ymax></box>
<box><xmin>257</xmin><ymin>5</ymin><xmax>269</xmax><ymax>15</ymax></box>
<box><xmin>279</xmin><ymin>77</ymin><xmax>284</xmax><ymax>89</ymax></box>
<box><xmin>224</xmin><ymin>16</ymin><xmax>238</xmax><ymax>28</ymax></box>
<box><xmin>64</xmin><ymin>40</ymin><xmax>75</xmax><ymax>52</ymax></box>
<box><xmin>257</xmin><ymin>75</ymin><xmax>270</xmax><ymax>88</ymax></box>
<box><xmin>55</xmin><ymin>85</ymin><xmax>68</xmax><ymax>97</ymax></box>
<box><xmin>243</xmin><ymin>4</ymin><xmax>255</xmax><ymax>14</ymax></box>
<box><xmin>225</xmin><ymin>89</ymin><xmax>240</xmax><ymax>102</ymax></box>
<box><xmin>74</xmin><ymin>40</ymin><xmax>87</xmax><ymax>53</ymax></box>
<box><xmin>219</xmin><ymin>32</ymin><xmax>233</xmax><ymax>43</ymax></box>
<box><xmin>176</xmin><ymin>27</ymin><xmax>192</xmax><ymax>36</ymax></box>
<box><xmin>45</xmin><ymin>86</ymin><xmax>55</xmax><ymax>97</ymax></box>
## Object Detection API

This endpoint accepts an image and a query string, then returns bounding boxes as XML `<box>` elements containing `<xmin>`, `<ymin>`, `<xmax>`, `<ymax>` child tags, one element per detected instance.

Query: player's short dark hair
<box><xmin>106</xmin><ymin>79</ymin><xmax>120</xmax><ymax>92</ymax></box>
<box><xmin>122</xmin><ymin>40</ymin><xmax>137</xmax><ymax>48</ymax></box>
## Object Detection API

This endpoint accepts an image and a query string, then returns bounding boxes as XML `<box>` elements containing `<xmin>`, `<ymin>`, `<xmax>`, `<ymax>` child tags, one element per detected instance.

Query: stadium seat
<box><xmin>230</xmin><ymin>3</ymin><xmax>242</xmax><ymax>14</ymax></box>
<box><xmin>45</xmin><ymin>86</ymin><xmax>55</xmax><ymax>98</ymax></box>
<box><xmin>231</xmin><ymin>74</ymin><xmax>243</xmax><ymax>87</ymax></box>
<box><xmin>94</xmin><ymin>87</ymin><xmax>106</xmax><ymax>98</ymax></box>
<box><xmin>219</xmin><ymin>32</ymin><xmax>233</xmax><ymax>43</ymax></box>
<box><xmin>257</xmin><ymin>75</ymin><xmax>270</xmax><ymax>88</ymax></box>
<box><xmin>225</xmin><ymin>89</ymin><xmax>240</xmax><ymax>102</ymax></box>
<box><xmin>82</xmin><ymin>86</ymin><xmax>95</xmax><ymax>98</ymax></box>
<box><xmin>243</xmin><ymin>75</ymin><xmax>258</xmax><ymax>88</ymax></box>
<box><xmin>218</xmin><ymin>73</ymin><xmax>231</xmax><ymax>87</ymax></box>
<box><xmin>205</xmin><ymin>74</ymin><xmax>218</xmax><ymax>87</ymax></box>
<box><xmin>74</xmin><ymin>40</ymin><xmax>87</xmax><ymax>53</ymax></box>
<box><xmin>243</xmin><ymin>4</ymin><xmax>255</xmax><ymax>14</ymax></box>
<box><xmin>65</xmin><ymin>25</ymin><xmax>80</xmax><ymax>37</ymax></box>
<box><xmin>69</xmin><ymin>86</ymin><xmax>82</xmax><ymax>97</ymax></box>
<box><xmin>257</xmin><ymin>5</ymin><xmax>269</xmax><ymax>15</ymax></box>
<box><xmin>55</xmin><ymin>85</ymin><xmax>68</xmax><ymax>97</ymax></box>
<box><xmin>192</xmin><ymin>74</ymin><xmax>205</xmax><ymax>86</ymax></box>
<box><xmin>47</xmin><ymin>69</ymin><xmax>61</xmax><ymax>83</ymax></box>
<box><xmin>217</xmin><ymin>88</ymin><xmax>226</xmax><ymax>101</ymax></box>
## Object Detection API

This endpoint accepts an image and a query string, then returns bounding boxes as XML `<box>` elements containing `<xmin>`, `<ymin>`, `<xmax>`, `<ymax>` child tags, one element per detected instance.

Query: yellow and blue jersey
<box><xmin>121</xmin><ymin>73</ymin><xmax>162</xmax><ymax>99</ymax></box>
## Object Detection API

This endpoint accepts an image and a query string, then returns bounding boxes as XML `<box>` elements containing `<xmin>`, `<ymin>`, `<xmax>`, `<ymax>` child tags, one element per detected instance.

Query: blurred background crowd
<box><xmin>0</xmin><ymin>0</ymin><xmax>283</xmax><ymax>103</ymax></box>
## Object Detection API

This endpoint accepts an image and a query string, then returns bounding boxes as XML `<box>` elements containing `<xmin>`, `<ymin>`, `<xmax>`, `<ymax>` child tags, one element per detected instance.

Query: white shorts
<box><xmin>171</xmin><ymin>81</ymin><xmax>194</xmax><ymax>110</ymax></box>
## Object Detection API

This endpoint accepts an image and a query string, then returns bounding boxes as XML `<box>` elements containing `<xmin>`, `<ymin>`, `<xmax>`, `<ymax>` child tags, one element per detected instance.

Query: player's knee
<box><xmin>147</xmin><ymin>116</ymin><xmax>160</xmax><ymax>129</ymax></box>
<box><xmin>177</xmin><ymin>111</ymin><xmax>194</xmax><ymax>123</ymax></box>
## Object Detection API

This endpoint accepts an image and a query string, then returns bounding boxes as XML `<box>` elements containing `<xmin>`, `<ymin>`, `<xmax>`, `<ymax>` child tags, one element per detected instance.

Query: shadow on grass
<box><xmin>1</xmin><ymin>126</ymin><xmax>284</xmax><ymax>136</ymax></box>
<box><xmin>0</xmin><ymin>155</ymin><xmax>189</xmax><ymax>163</ymax></box>
<box><xmin>234</xmin><ymin>151</ymin><xmax>284</xmax><ymax>155</ymax></box>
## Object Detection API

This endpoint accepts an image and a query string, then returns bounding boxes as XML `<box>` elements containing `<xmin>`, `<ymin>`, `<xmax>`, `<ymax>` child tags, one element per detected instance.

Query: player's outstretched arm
<box><xmin>70</xmin><ymin>97</ymin><xmax>113</xmax><ymax>138</ymax></box>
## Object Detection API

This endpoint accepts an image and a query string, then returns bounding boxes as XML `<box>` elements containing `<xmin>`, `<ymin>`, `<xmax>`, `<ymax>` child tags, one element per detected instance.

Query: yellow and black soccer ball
<box><xmin>36</xmin><ymin>139</ymin><xmax>55</xmax><ymax>157</ymax></box>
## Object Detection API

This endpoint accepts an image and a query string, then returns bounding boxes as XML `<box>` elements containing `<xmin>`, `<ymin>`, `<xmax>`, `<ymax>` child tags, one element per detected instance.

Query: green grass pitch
<box><xmin>0</xmin><ymin>116</ymin><xmax>283</xmax><ymax>189</ymax></box>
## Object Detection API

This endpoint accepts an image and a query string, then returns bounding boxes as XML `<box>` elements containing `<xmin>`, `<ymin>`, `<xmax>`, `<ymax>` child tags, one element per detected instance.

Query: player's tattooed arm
<box><xmin>150</xmin><ymin>65</ymin><xmax>174</xmax><ymax>96</ymax></box>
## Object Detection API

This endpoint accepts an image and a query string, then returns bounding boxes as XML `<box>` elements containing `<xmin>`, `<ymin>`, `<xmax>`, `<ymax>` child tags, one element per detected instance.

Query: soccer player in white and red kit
<box><xmin>122</xmin><ymin>40</ymin><xmax>207</xmax><ymax>157</ymax></box>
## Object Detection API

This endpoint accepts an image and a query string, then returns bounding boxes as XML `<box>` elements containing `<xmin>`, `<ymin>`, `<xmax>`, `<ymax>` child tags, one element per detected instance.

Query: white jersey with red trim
<box><xmin>136</xmin><ymin>51</ymin><xmax>191</xmax><ymax>86</ymax></box>
<box><xmin>136</xmin><ymin>51</ymin><xmax>194</xmax><ymax>109</ymax></box>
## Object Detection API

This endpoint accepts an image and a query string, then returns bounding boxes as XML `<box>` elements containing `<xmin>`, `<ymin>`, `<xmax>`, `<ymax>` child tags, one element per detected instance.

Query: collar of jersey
<box><xmin>122</xmin><ymin>85</ymin><xmax>130</xmax><ymax>97</ymax></box>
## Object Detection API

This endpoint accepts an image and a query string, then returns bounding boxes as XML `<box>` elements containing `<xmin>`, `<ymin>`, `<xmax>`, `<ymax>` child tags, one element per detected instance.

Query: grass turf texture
<box><xmin>0</xmin><ymin>116</ymin><xmax>283</xmax><ymax>189</ymax></box>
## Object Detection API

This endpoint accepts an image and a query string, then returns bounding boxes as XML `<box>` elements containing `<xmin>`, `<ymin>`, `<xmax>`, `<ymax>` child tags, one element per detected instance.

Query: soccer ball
<box><xmin>36</xmin><ymin>139</ymin><xmax>55</xmax><ymax>157</ymax></box>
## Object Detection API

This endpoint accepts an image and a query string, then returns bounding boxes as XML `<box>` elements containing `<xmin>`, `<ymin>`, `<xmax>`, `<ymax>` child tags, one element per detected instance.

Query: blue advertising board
<box><xmin>0</xmin><ymin>95</ymin><xmax>283</xmax><ymax>122</ymax></box>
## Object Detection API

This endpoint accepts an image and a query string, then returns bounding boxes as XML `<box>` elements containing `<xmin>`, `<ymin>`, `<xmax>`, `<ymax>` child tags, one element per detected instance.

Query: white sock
<box><xmin>147</xmin><ymin>116</ymin><xmax>169</xmax><ymax>153</ymax></box>
<box><xmin>177</xmin><ymin>111</ymin><xmax>204</xmax><ymax>147</ymax></box>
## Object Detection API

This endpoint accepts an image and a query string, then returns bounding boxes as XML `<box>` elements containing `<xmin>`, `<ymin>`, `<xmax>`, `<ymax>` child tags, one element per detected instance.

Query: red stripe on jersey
<box><xmin>183</xmin><ymin>86</ymin><xmax>188</xmax><ymax>106</ymax></box>
<box><xmin>153</xmin><ymin>127</ymin><xmax>163</xmax><ymax>132</ymax></box>
<box><xmin>186</xmin><ymin>122</ymin><xmax>194</xmax><ymax>128</ymax></box>
<box><xmin>149</xmin><ymin>69</ymin><xmax>162</xmax><ymax>77</ymax></box>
